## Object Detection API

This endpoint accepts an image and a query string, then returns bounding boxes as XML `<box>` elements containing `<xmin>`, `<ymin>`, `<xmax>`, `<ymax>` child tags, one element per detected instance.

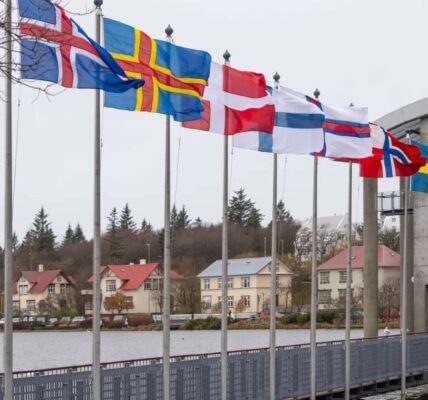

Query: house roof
<box><xmin>13</xmin><ymin>269</ymin><xmax>75</xmax><ymax>295</ymax></box>
<box><xmin>88</xmin><ymin>263</ymin><xmax>172</xmax><ymax>290</ymax></box>
<box><xmin>317</xmin><ymin>245</ymin><xmax>400</xmax><ymax>271</ymax></box>
<box><xmin>198</xmin><ymin>257</ymin><xmax>291</xmax><ymax>278</ymax></box>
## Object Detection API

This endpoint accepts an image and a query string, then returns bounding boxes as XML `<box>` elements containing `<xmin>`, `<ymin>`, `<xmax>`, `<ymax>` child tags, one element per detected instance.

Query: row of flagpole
<box><xmin>1</xmin><ymin>2</ymin><xmax>413</xmax><ymax>400</ymax></box>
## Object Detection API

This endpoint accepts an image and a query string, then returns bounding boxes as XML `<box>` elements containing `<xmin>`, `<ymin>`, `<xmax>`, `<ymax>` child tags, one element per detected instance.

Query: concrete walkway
<box><xmin>363</xmin><ymin>384</ymin><xmax>428</xmax><ymax>399</ymax></box>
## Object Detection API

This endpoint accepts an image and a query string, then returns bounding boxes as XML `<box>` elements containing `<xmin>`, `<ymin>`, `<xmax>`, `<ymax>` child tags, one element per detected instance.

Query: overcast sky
<box><xmin>0</xmin><ymin>0</ymin><xmax>426</xmax><ymax>243</ymax></box>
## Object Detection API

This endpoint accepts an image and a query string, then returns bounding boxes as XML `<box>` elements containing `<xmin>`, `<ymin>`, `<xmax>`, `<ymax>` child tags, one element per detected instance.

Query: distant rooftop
<box><xmin>318</xmin><ymin>245</ymin><xmax>400</xmax><ymax>271</ymax></box>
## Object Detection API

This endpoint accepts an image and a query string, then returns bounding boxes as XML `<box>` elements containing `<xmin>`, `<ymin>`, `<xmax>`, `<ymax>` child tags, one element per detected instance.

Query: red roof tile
<box><xmin>88</xmin><ymin>263</ymin><xmax>160</xmax><ymax>290</ymax></box>
<box><xmin>13</xmin><ymin>270</ymin><xmax>75</xmax><ymax>294</ymax></box>
<box><xmin>318</xmin><ymin>245</ymin><xmax>400</xmax><ymax>271</ymax></box>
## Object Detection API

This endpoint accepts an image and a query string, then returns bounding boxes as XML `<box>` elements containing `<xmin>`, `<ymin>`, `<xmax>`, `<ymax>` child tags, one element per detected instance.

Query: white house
<box><xmin>317</xmin><ymin>245</ymin><xmax>401</xmax><ymax>310</ymax></box>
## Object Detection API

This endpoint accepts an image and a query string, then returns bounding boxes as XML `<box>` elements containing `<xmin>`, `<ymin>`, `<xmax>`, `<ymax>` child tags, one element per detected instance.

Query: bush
<box><xmin>79</xmin><ymin>319</ymin><xmax>92</xmax><ymax>329</ymax></box>
<box><xmin>51</xmin><ymin>308</ymin><xmax>78</xmax><ymax>319</ymax></box>
<box><xmin>316</xmin><ymin>310</ymin><xmax>337</xmax><ymax>324</ymax></box>
<box><xmin>279</xmin><ymin>313</ymin><xmax>298</xmax><ymax>324</ymax></box>
<box><xmin>128</xmin><ymin>314</ymin><xmax>152</xmax><ymax>327</ymax></box>
<box><xmin>296</xmin><ymin>313</ymin><xmax>310</xmax><ymax>325</ymax></box>
<box><xmin>104</xmin><ymin>320</ymin><xmax>124</xmax><ymax>329</ymax></box>
<box><xmin>180</xmin><ymin>317</ymin><xmax>221</xmax><ymax>330</ymax></box>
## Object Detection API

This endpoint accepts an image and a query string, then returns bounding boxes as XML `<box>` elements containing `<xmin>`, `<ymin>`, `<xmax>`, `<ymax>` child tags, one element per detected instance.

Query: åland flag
<box><xmin>411</xmin><ymin>141</ymin><xmax>428</xmax><ymax>193</ymax></box>
<box><xmin>18</xmin><ymin>0</ymin><xmax>143</xmax><ymax>92</ymax></box>
<box><xmin>103</xmin><ymin>18</ymin><xmax>211</xmax><ymax>122</ymax></box>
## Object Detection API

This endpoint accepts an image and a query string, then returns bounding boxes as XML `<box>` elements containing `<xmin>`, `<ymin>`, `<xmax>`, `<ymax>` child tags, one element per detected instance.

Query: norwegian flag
<box><xmin>18</xmin><ymin>0</ymin><xmax>142</xmax><ymax>92</ymax></box>
<box><xmin>360</xmin><ymin>124</ymin><xmax>426</xmax><ymax>178</ymax></box>
<box><xmin>182</xmin><ymin>62</ymin><xmax>275</xmax><ymax>135</ymax></box>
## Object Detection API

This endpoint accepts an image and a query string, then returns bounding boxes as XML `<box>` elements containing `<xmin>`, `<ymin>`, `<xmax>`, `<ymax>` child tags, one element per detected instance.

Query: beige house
<box><xmin>198</xmin><ymin>257</ymin><xmax>293</xmax><ymax>314</ymax></box>
<box><xmin>86</xmin><ymin>262</ymin><xmax>182</xmax><ymax>315</ymax></box>
<box><xmin>12</xmin><ymin>265</ymin><xmax>76</xmax><ymax>315</ymax></box>
<box><xmin>317</xmin><ymin>245</ymin><xmax>400</xmax><ymax>310</ymax></box>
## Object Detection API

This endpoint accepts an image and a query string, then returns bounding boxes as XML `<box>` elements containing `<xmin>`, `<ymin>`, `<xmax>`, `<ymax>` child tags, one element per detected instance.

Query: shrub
<box><xmin>51</xmin><ymin>308</ymin><xmax>78</xmax><ymax>319</ymax></box>
<box><xmin>128</xmin><ymin>314</ymin><xmax>152</xmax><ymax>327</ymax></box>
<box><xmin>316</xmin><ymin>310</ymin><xmax>337</xmax><ymax>324</ymax></box>
<box><xmin>180</xmin><ymin>317</ymin><xmax>221</xmax><ymax>330</ymax></box>
<box><xmin>79</xmin><ymin>319</ymin><xmax>92</xmax><ymax>329</ymax></box>
<box><xmin>296</xmin><ymin>313</ymin><xmax>310</xmax><ymax>325</ymax></box>
<box><xmin>279</xmin><ymin>313</ymin><xmax>299</xmax><ymax>324</ymax></box>
<box><xmin>104</xmin><ymin>320</ymin><xmax>124</xmax><ymax>329</ymax></box>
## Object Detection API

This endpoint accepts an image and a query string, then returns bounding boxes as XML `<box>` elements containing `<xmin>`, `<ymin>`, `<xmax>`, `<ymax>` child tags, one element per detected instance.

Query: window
<box><xmin>217</xmin><ymin>278</ymin><xmax>222</xmax><ymax>289</ymax></box>
<box><xmin>203</xmin><ymin>279</ymin><xmax>210</xmax><ymax>290</ymax></box>
<box><xmin>48</xmin><ymin>284</ymin><xmax>55</xmax><ymax>294</ymax></box>
<box><xmin>241</xmin><ymin>276</ymin><xmax>250</xmax><ymax>288</ymax></box>
<box><xmin>227</xmin><ymin>278</ymin><xmax>233</xmax><ymax>289</ymax></box>
<box><xmin>26</xmin><ymin>300</ymin><xmax>36</xmax><ymax>312</ymax></box>
<box><xmin>318</xmin><ymin>290</ymin><xmax>331</xmax><ymax>305</ymax></box>
<box><xmin>338</xmin><ymin>289</ymin><xmax>346</xmax><ymax>301</ymax></box>
<box><xmin>243</xmin><ymin>295</ymin><xmax>251</xmax><ymax>307</ymax></box>
<box><xmin>144</xmin><ymin>279</ymin><xmax>152</xmax><ymax>290</ymax></box>
<box><xmin>319</xmin><ymin>272</ymin><xmax>329</xmax><ymax>284</ymax></box>
<box><xmin>19</xmin><ymin>285</ymin><xmax>28</xmax><ymax>295</ymax></box>
<box><xmin>202</xmin><ymin>296</ymin><xmax>212</xmax><ymax>309</ymax></box>
<box><xmin>85</xmin><ymin>300</ymin><xmax>93</xmax><ymax>311</ymax></box>
<box><xmin>60</xmin><ymin>284</ymin><xmax>67</xmax><ymax>295</ymax></box>
<box><xmin>12</xmin><ymin>301</ymin><xmax>20</xmax><ymax>314</ymax></box>
<box><xmin>152</xmin><ymin>278</ymin><xmax>160</xmax><ymax>291</ymax></box>
<box><xmin>339</xmin><ymin>271</ymin><xmax>352</xmax><ymax>283</ymax></box>
<box><xmin>57</xmin><ymin>275</ymin><xmax>63</xmax><ymax>282</ymax></box>
<box><xmin>227</xmin><ymin>296</ymin><xmax>234</xmax><ymax>308</ymax></box>
<box><xmin>106</xmin><ymin>280</ymin><xmax>116</xmax><ymax>292</ymax></box>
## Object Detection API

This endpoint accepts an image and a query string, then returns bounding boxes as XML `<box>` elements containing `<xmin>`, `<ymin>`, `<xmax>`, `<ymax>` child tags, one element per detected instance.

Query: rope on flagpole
<box><xmin>13</xmin><ymin>84</ymin><xmax>22</xmax><ymax>212</ymax></box>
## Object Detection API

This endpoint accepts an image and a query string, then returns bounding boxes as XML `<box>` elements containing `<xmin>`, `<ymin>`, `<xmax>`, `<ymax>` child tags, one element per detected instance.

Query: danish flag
<box><xmin>18</xmin><ymin>0</ymin><xmax>142</xmax><ymax>92</ymax></box>
<box><xmin>360</xmin><ymin>124</ymin><xmax>425</xmax><ymax>178</ymax></box>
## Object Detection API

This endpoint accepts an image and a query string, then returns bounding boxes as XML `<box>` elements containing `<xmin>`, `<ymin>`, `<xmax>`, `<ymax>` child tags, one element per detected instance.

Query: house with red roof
<box><xmin>317</xmin><ymin>245</ymin><xmax>400</xmax><ymax>310</ymax></box>
<box><xmin>12</xmin><ymin>264</ymin><xmax>77</xmax><ymax>315</ymax></box>
<box><xmin>85</xmin><ymin>261</ymin><xmax>183</xmax><ymax>315</ymax></box>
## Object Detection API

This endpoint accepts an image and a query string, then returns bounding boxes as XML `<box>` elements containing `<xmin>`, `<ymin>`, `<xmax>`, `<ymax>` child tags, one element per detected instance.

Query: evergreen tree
<box><xmin>107</xmin><ymin>207</ymin><xmax>119</xmax><ymax>234</ymax></box>
<box><xmin>63</xmin><ymin>224</ymin><xmax>74</xmax><ymax>245</ymax></box>
<box><xmin>194</xmin><ymin>217</ymin><xmax>202</xmax><ymax>227</ymax></box>
<box><xmin>228</xmin><ymin>188</ymin><xmax>262</xmax><ymax>228</ymax></box>
<box><xmin>174</xmin><ymin>205</ymin><xmax>191</xmax><ymax>229</ymax></box>
<box><xmin>119</xmin><ymin>203</ymin><xmax>137</xmax><ymax>231</ymax></box>
<box><xmin>246</xmin><ymin>206</ymin><xmax>263</xmax><ymax>229</ymax></box>
<box><xmin>12</xmin><ymin>232</ymin><xmax>18</xmax><ymax>252</ymax></box>
<box><xmin>31</xmin><ymin>207</ymin><xmax>56</xmax><ymax>252</ymax></box>
<box><xmin>170</xmin><ymin>205</ymin><xmax>178</xmax><ymax>229</ymax></box>
<box><xmin>73</xmin><ymin>223</ymin><xmax>86</xmax><ymax>243</ymax></box>
<box><xmin>274</xmin><ymin>201</ymin><xmax>301</xmax><ymax>255</ymax></box>
<box><xmin>106</xmin><ymin>207</ymin><xmax>121</xmax><ymax>261</ymax></box>
<box><xmin>141</xmin><ymin>219</ymin><xmax>153</xmax><ymax>233</ymax></box>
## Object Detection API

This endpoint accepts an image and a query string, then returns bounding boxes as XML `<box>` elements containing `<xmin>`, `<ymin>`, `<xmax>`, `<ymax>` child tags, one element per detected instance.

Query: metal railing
<box><xmin>3</xmin><ymin>332</ymin><xmax>428</xmax><ymax>399</ymax></box>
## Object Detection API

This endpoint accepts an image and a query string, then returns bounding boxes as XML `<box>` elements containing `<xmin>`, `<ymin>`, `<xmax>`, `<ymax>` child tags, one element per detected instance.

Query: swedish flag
<box><xmin>103</xmin><ymin>18</ymin><xmax>211</xmax><ymax>122</ymax></box>
<box><xmin>411</xmin><ymin>141</ymin><xmax>428</xmax><ymax>193</ymax></box>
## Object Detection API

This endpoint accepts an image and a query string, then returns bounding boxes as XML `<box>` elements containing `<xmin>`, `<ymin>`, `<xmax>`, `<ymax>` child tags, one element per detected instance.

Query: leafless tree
<box><xmin>378</xmin><ymin>278</ymin><xmax>400</xmax><ymax>321</ymax></box>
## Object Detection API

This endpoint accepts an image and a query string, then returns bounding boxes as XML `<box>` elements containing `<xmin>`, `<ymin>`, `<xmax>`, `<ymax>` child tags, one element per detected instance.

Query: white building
<box><xmin>317</xmin><ymin>245</ymin><xmax>400</xmax><ymax>310</ymax></box>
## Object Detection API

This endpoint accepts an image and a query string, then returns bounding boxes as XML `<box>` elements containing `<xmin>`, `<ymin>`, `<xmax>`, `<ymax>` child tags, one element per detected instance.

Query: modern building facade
<box><xmin>317</xmin><ymin>245</ymin><xmax>400</xmax><ymax>310</ymax></box>
<box><xmin>198</xmin><ymin>257</ymin><xmax>293</xmax><ymax>314</ymax></box>
<box><xmin>12</xmin><ymin>265</ymin><xmax>76</xmax><ymax>315</ymax></box>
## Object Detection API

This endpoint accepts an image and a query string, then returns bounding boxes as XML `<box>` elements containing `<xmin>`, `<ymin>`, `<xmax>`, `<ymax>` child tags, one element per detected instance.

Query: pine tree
<box><xmin>170</xmin><ymin>205</ymin><xmax>178</xmax><ymax>229</ymax></box>
<box><xmin>73</xmin><ymin>223</ymin><xmax>86</xmax><ymax>243</ymax></box>
<box><xmin>141</xmin><ymin>219</ymin><xmax>153</xmax><ymax>233</ymax></box>
<box><xmin>119</xmin><ymin>203</ymin><xmax>137</xmax><ymax>231</ymax></box>
<box><xmin>31</xmin><ymin>207</ymin><xmax>56</xmax><ymax>252</ymax></box>
<box><xmin>106</xmin><ymin>207</ymin><xmax>121</xmax><ymax>261</ymax></box>
<box><xmin>107</xmin><ymin>207</ymin><xmax>119</xmax><ymax>234</ymax></box>
<box><xmin>12</xmin><ymin>232</ymin><xmax>18</xmax><ymax>252</ymax></box>
<box><xmin>194</xmin><ymin>217</ymin><xmax>202</xmax><ymax>227</ymax></box>
<box><xmin>228</xmin><ymin>188</ymin><xmax>262</xmax><ymax>228</ymax></box>
<box><xmin>63</xmin><ymin>224</ymin><xmax>74</xmax><ymax>245</ymax></box>
<box><xmin>174</xmin><ymin>205</ymin><xmax>191</xmax><ymax>229</ymax></box>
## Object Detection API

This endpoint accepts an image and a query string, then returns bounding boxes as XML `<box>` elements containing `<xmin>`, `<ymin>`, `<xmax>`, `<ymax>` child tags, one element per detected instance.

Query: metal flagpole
<box><xmin>345</xmin><ymin>161</ymin><xmax>353</xmax><ymax>400</ymax></box>
<box><xmin>92</xmin><ymin>2</ymin><xmax>103</xmax><ymax>400</ymax></box>
<box><xmin>3</xmin><ymin>0</ymin><xmax>13</xmax><ymax>396</ymax></box>
<box><xmin>163</xmin><ymin>24</ymin><xmax>174</xmax><ymax>400</ymax></box>
<box><xmin>269</xmin><ymin>72</ymin><xmax>280</xmax><ymax>400</ymax></box>
<box><xmin>310</xmin><ymin>88</ymin><xmax>320</xmax><ymax>400</ymax></box>
<box><xmin>401</xmin><ymin>134</ymin><xmax>411</xmax><ymax>400</ymax></box>
<box><xmin>221</xmin><ymin>49</ymin><xmax>231</xmax><ymax>400</ymax></box>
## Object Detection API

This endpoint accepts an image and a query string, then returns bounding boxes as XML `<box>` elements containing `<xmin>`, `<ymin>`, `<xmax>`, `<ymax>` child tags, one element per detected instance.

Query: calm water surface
<box><xmin>0</xmin><ymin>329</ymin><xmax>397</xmax><ymax>372</ymax></box>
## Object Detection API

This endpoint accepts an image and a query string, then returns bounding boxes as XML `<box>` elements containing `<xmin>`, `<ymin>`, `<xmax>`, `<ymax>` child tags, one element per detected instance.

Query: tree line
<box><xmin>0</xmin><ymin>188</ymin><xmax>400</xmax><ymax>313</ymax></box>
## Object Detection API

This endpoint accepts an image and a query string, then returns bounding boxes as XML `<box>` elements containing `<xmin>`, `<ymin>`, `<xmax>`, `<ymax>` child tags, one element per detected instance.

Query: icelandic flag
<box><xmin>233</xmin><ymin>86</ymin><xmax>325</xmax><ymax>154</ymax></box>
<box><xmin>182</xmin><ymin>62</ymin><xmax>275</xmax><ymax>133</ymax></box>
<box><xmin>359</xmin><ymin>125</ymin><xmax>425</xmax><ymax>178</ymax></box>
<box><xmin>318</xmin><ymin>102</ymin><xmax>372</xmax><ymax>159</ymax></box>
<box><xmin>18</xmin><ymin>0</ymin><xmax>143</xmax><ymax>92</ymax></box>
<box><xmin>411</xmin><ymin>141</ymin><xmax>428</xmax><ymax>193</ymax></box>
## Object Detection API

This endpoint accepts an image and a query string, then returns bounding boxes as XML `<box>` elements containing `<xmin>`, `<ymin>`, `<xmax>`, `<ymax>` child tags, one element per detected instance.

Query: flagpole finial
<box><xmin>223</xmin><ymin>50</ymin><xmax>231</xmax><ymax>63</ymax></box>
<box><xmin>313</xmin><ymin>88</ymin><xmax>320</xmax><ymax>99</ymax></box>
<box><xmin>94</xmin><ymin>0</ymin><xmax>103</xmax><ymax>8</ymax></box>
<box><xmin>165</xmin><ymin>25</ymin><xmax>174</xmax><ymax>38</ymax></box>
<box><xmin>273</xmin><ymin>72</ymin><xmax>280</xmax><ymax>83</ymax></box>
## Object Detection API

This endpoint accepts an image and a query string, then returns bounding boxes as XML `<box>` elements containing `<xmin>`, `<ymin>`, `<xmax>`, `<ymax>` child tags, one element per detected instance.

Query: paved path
<box><xmin>363</xmin><ymin>385</ymin><xmax>428</xmax><ymax>399</ymax></box>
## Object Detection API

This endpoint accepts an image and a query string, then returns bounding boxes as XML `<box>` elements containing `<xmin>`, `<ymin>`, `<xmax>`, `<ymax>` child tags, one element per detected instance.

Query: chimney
<box><xmin>140</xmin><ymin>259</ymin><xmax>147</xmax><ymax>265</ymax></box>
<box><xmin>129</xmin><ymin>263</ymin><xmax>134</xmax><ymax>265</ymax></box>
<box><xmin>38</xmin><ymin>264</ymin><xmax>44</xmax><ymax>272</ymax></box>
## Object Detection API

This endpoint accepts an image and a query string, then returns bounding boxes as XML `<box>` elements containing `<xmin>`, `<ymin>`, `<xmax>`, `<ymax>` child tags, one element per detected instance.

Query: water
<box><xmin>0</xmin><ymin>329</ymin><xmax>397</xmax><ymax>372</ymax></box>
